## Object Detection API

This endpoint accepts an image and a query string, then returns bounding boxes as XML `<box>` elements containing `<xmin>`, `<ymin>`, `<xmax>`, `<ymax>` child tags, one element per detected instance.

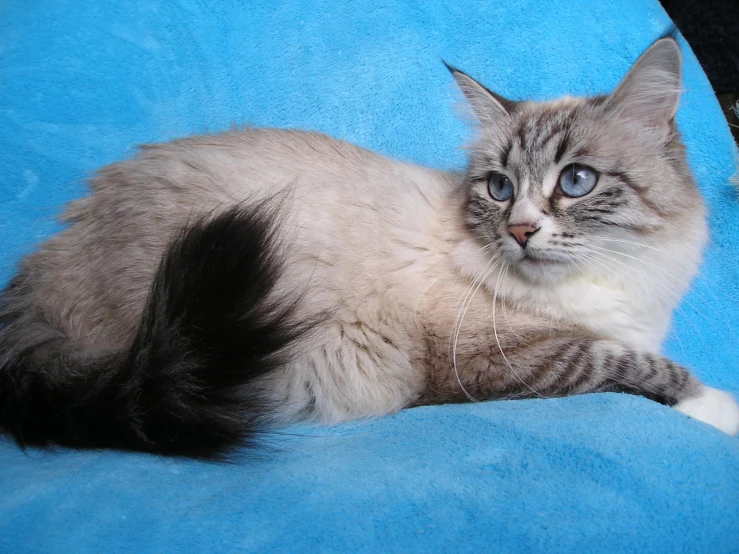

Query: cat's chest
<box><xmin>503</xmin><ymin>276</ymin><xmax>668</xmax><ymax>352</ymax></box>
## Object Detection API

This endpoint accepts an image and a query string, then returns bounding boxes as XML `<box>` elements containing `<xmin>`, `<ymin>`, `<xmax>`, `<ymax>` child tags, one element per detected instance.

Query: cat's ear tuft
<box><xmin>606</xmin><ymin>37</ymin><xmax>682</xmax><ymax>137</ymax></box>
<box><xmin>445</xmin><ymin>62</ymin><xmax>512</xmax><ymax>130</ymax></box>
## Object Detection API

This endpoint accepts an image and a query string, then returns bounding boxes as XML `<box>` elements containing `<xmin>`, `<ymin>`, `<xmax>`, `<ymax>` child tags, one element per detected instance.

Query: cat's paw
<box><xmin>673</xmin><ymin>386</ymin><xmax>739</xmax><ymax>435</ymax></box>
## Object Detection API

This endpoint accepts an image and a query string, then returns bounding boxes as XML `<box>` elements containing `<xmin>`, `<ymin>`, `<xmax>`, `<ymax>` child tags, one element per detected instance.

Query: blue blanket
<box><xmin>1</xmin><ymin>1</ymin><xmax>738</xmax><ymax>552</ymax></box>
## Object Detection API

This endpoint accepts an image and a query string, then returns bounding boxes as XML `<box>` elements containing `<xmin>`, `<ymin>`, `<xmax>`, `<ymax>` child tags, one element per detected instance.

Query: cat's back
<box><xmin>81</xmin><ymin>128</ymin><xmax>452</xmax><ymax>231</ymax></box>
<box><xmin>116</xmin><ymin>128</ymin><xmax>431</xmax><ymax>199</ymax></box>
<box><xmin>12</xmin><ymin>128</ymin><xmax>454</xmax><ymax>345</ymax></box>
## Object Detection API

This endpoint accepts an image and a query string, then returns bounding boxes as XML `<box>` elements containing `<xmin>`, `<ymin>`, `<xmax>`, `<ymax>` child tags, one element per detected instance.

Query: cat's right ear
<box><xmin>445</xmin><ymin>62</ymin><xmax>512</xmax><ymax>132</ymax></box>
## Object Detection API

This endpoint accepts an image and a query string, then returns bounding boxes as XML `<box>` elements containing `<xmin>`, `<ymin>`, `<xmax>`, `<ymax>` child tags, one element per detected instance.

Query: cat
<box><xmin>0</xmin><ymin>36</ymin><xmax>737</xmax><ymax>459</ymax></box>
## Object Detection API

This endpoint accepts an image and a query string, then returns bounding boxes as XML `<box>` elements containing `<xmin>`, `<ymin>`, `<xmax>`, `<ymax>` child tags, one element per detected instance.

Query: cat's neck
<box><xmin>451</xmin><ymin>229</ymin><xmax>704</xmax><ymax>353</ymax></box>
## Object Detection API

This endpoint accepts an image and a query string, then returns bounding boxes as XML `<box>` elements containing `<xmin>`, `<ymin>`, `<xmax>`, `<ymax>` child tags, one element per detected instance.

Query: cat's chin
<box><xmin>511</xmin><ymin>255</ymin><xmax>573</xmax><ymax>284</ymax></box>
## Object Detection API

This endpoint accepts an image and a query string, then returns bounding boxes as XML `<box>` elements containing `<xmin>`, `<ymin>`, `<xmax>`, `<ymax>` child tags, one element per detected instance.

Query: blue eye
<box><xmin>558</xmin><ymin>164</ymin><xmax>598</xmax><ymax>198</ymax></box>
<box><xmin>488</xmin><ymin>173</ymin><xmax>514</xmax><ymax>201</ymax></box>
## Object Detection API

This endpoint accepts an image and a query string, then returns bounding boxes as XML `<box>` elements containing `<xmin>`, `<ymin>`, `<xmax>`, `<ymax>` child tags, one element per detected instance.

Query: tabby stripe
<box><xmin>554</xmin><ymin>129</ymin><xmax>572</xmax><ymax>164</ymax></box>
<box><xmin>561</xmin><ymin>342</ymin><xmax>591</xmax><ymax>392</ymax></box>
<box><xmin>536</xmin><ymin>119</ymin><xmax>566</xmax><ymax>151</ymax></box>
<box><xmin>577</xmin><ymin>215</ymin><xmax>654</xmax><ymax>233</ymax></box>
<box><xmin>602</xmin><ymin>350</ymin><xmax>697</xmax><ymax>404</ymax></box>
<box><xmin>605</xmin><ymin>170</ymin><xmax>671</xmax><ymax>216</ymax></box>
<box><xmin>533</xmin><ymin>342</ymin><xmax>582</xmax><ymax>392</ymax></box>
<box><xmin>536</xmin><ymin>341</ymin><xmax>589</xmax><ymax>394</ymax></box>
<box><xmin>516</xmin><ymin>121</ymin><xmax>528</xmax><ymax>149</ymax></box>
<box><xmin>641</xmin><ymin>355</ymin><xmax>659</xmax><ymax>383</ymax></box>
<box><xmin>500</xmin><ymin>139</ymin><xmax>512</xmax><ymax>168</ymax></box>
<box><xmin>568</xmin><ymin>355</ymin><xmax>599</xmax><ymax>393</ymax></box>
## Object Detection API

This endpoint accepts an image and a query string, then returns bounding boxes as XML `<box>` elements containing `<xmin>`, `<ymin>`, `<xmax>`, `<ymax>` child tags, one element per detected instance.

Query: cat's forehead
<box><xmin>492</xmin><ymin>97</ymin><xmax>603</xmax><ymax>176</ymax></box>
<box><xmin>509</xmin><ymin>98</ymin><xmax>592</xmax><ymax>150</ymax></box>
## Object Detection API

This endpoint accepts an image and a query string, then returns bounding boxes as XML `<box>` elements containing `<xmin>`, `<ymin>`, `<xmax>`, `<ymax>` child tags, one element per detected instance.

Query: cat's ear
<box><xmin>445</xmin><ymin>63</ymin><xmax>512</xmax><ymax>131</ymax></box>
<box><xmin>606</xmin><ymin>37</ymin><xmax>682</xmax><ymax>137</ymax></box>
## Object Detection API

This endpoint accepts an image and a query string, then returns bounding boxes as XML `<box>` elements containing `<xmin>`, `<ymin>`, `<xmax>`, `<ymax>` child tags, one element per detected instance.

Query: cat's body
<box><xmin>1</xmin><ymin>37</ymin><xmax>737</xmax><ymax>457</ymax></box>
<box><xmin>29</xmin><ymin>128</ymin><xmax>698</xmax><ymax>416</ymax></box>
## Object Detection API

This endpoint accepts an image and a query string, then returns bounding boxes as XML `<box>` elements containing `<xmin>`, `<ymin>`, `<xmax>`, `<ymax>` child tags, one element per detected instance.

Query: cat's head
<box><xmin>451</xmin><ymin>37</ymin><xmax>705</xmax><ymax>284</ymax></box>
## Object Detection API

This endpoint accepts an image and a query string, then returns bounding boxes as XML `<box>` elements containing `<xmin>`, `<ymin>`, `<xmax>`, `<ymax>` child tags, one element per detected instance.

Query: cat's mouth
<box><xmin>513</xmin><ymin>252</ymin><xmax>576</xmax><ymax>282</ymax></box>
<box><xmin>518</xmin><ymin>252</ymin><xmax>561</xmax><ymax>266</ymax></box>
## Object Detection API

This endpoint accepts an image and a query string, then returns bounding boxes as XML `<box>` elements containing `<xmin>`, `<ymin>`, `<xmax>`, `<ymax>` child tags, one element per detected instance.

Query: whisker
<box><xmin>585</xmin><ymin>244</ymin><xmax>736</xmax><ymax>348</ymax></box>
<box><xmin>450</xmin><ymin>257</ymin><xmax>499</xmax><ymax>403</ymax></box>
<box><xmin>580</xmin><ymin>249</ymin><xmax>710</xmax><ymax>366</ymax></box>
<box><xmin>491</xmin><ymin>262</ymin><xmax>546</xmax><ymax>399</ymax></box>
<box><xmin>591</xmin><ymin>235</ymin><xmax>732</xmax><ymax>328</ymax></box>
<box><xmin>414</xmin><ymin>260</ymin><xmax>457</xmax><ymax>329</ymax></box>
<box><xmin>589</xmin><ymin>235</ymin><xmax>666</xmax><ymax>253</ymax></box>
<box><xmin>415</xmin><ymin>239</ymin><xmax>497</xmax><ymax>328</ymax></box>
<box><xmin>566</xmin><ymin>251</ymin><xmax>696</xmax><ymax>400</ymax></box>
<box><xmin>499</xmin><ymin>264</ymin><xmax>526</xmax><ymax>342</ymax></box>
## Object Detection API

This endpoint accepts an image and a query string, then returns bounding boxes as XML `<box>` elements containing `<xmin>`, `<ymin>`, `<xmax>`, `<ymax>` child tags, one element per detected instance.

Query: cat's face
<box><xmin>452</xmin><ymin>37</ymin><xmax>705</xmax><ymax>284</ymax></box>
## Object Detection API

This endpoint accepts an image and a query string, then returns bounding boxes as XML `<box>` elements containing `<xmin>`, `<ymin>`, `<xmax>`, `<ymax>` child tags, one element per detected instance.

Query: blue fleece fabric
<box><xmin>1</xmin><ymin>1</ymin><xmax>738</xmax><ymax>552</ymax></box>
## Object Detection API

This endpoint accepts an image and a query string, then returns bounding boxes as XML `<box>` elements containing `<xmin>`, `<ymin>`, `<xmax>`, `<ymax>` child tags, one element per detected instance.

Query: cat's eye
<box><xmin>487</xmin><ymin>172</ymin><xmax>514</xmax><ymax>202</ymax></box>
<box><xmin>557</xmin><ymin>164</ymin><xmax>598</xmax><ymax>198</ymax></box>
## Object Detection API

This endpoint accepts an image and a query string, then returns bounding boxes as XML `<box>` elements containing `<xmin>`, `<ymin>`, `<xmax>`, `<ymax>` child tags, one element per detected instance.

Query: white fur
<box><xmin>674</xmin><ymin>386</ymin><xmax>739</xmax><ymax>435</ymax></box>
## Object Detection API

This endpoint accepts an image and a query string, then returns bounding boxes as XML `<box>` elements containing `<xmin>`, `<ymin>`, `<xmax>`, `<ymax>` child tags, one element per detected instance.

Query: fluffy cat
<box><xmin>0</xmin><ymin>37</ymin><xmax>737</xmax><ymax>458</ymax></box>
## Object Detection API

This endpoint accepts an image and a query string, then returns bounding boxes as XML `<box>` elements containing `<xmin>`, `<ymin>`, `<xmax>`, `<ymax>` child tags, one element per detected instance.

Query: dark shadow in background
<box><xmin>661</xmin><ymin>0</ymin><xmax>739</xmax><ymax>143</ymax></box>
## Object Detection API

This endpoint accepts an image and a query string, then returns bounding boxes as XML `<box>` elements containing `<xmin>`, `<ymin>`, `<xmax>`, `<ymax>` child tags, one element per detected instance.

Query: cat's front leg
<box><xmin>526</xmin><ymin>338</ymin><xmax>739</xmax><ymax>435</ymax></box>
<box><xmin>427</xmin><ymin>333</ymin><xmax>739</xmax><ymax>435</ymax></box>
<box><xmin>672</xmin><ymin>387</ymin><xmax>739</xmax><ymax>435</ymax></box>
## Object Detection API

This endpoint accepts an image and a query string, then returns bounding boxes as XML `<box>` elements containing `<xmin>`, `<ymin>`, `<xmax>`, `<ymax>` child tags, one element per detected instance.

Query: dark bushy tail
<box><xmin>0</xmin><ymin>205</ymin><xmax>311</xmax><ymax>458</ymax></box>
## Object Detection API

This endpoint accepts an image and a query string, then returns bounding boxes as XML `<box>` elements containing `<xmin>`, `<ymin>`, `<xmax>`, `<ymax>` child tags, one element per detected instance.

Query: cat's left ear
<box><xmin>445</xmin><ymin>63</ymin><xmax>513</xmax><ymax>134</ymax></box>
<box><xmin>606</xmin><ymin>37</ymin><xmax>682</xmax><ymax>138</ymax></box>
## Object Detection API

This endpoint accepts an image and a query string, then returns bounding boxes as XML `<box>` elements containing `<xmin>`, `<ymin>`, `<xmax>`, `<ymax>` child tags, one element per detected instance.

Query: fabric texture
<box><xmin>0</xmin><ymin>1</ymin><xmax>738</xmax><ymax>552</ymax></box>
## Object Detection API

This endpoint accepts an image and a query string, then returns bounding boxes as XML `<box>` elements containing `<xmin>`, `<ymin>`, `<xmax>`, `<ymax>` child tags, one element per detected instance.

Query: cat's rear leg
<box><xmin>262</xmin><ymin>316</ymin><xmax>424</xmax><ymax>424</ymax></box>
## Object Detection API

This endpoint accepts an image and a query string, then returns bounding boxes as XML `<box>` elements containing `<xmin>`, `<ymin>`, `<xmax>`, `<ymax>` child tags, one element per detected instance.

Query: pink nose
<box><xmin>508</xmin><ymin>224</ymin><xmax>539</xmax><ymax>248</ymax></box>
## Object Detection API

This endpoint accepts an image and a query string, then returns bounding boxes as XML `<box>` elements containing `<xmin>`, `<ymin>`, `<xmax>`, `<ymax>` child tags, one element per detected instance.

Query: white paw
<box><xmin>673</xmin><ymin>386</ymin><xmax>739</xmax><ymax>435</ymax></box>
